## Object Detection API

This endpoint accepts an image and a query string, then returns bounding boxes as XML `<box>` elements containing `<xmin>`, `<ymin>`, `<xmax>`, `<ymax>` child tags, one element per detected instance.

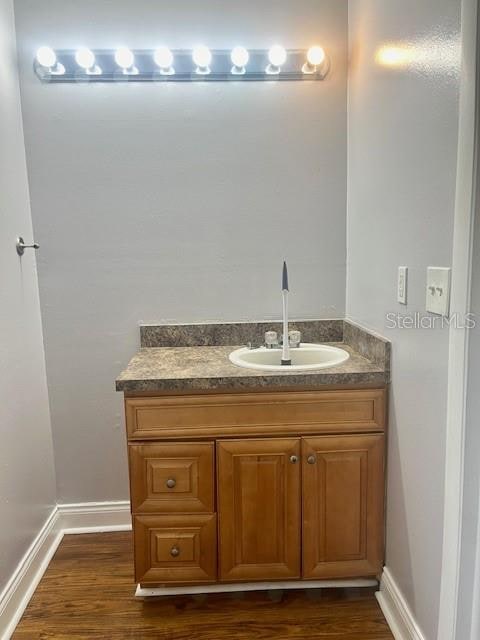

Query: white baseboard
<box><xmin>0</xmin><ymin>507</ymin><xmax>62</xmax><ymax>640</ymax></box>
<box><xmin>376</xmin><ymin>568</ymin><xmax>426</xmax><ymax>640</ymax></box>
<box><xmin>58</xmin><ymin>500</ymin><xmax>131</xmax><ymax>534</ymax></box>
<box><xmin>0</xmin><ymin>500</ymin><xmax>132</xmax><ymax>640</ymax></box>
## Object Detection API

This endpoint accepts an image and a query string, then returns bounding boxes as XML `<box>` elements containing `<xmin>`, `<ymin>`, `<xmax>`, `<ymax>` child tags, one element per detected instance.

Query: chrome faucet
<box><xmin>260</xmin><ymin>262</ymin><xmax>301</xmax><ymax>355</ymax></box>
<box><xmin>281</xmin><ymin>261</ymin><xmax>291</xmax><ymax>365</ymax></box>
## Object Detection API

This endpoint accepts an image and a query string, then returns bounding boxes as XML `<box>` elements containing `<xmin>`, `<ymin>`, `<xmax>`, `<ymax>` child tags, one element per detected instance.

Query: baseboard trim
<box><xmin>0</xmin><ymin>507</ymin><xmax>61</xmax><ymax>640</ymax></box>
<box><xmin>58</xmin><ymin>500</ymin><xmax>131</xmax><ymax>534</ymax></box>
<box><xmin>137</xmin><ymin>578</ymin><xmax>378</xmax><ymax>598</ymax></box>
<box><xmin>376</xmin><ymin>568</ymin><xmax>426</xmax><ymax>640</ymax></box>
<box><xmin>0</xmin><ymin>501</ymin><xmax>132</xmax><ymax>640</ymax></box>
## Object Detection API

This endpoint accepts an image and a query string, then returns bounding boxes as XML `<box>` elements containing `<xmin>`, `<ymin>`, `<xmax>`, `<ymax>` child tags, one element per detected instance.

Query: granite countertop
<box><xmin>116</xmin><ymin>333</ymin><xmax>389</xmax><ymax>393</ymax></box>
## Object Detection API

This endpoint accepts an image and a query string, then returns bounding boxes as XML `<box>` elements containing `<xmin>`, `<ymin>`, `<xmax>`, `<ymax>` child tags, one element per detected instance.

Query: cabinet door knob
<box><xmin>307</xmin><ymin>454</ymin><xmax>317</xmax><ymax>465</ymax></box>
<box><xmin>166</xmin><ymin>478</ymin><xmax>176</xmax><ymax>489</ymax></box>
<box><xmin>170</xmin><ymin>546</ymin><xmax>180</xmax><ymax>557</ymax></box>
<box><xmin>289</xmin><ymin>455</ymin><xmax>299</xmax><ymax>464</ymax></box>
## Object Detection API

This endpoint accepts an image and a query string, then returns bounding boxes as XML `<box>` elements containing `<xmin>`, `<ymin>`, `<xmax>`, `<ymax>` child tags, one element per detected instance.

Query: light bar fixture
<box><xmin>33</xmin><ymin>47</ymin><xmax>330</xmax><ymax>83</ymax></box>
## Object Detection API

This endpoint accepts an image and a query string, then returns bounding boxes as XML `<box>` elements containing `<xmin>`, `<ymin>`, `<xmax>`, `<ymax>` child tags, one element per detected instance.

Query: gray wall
<box><xmin>14</xmin><ymin>0</ymin><xmax>348</xmax><ymax>503</ymax></box>
<box><xmin>347</xmin><ymin>1</ymin><xmax>461</xmax><ymax>638</ymax></box>
<box><xmin>0</xmin><ymin>0</ymin><xmax>56</xmax><ymax>605</ymax></box>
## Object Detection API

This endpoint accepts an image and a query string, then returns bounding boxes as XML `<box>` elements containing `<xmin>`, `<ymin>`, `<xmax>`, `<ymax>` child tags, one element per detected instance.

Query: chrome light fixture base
<box><xmin>34</xmin><ymin>49</ymin><xmax>330</xmax><ymax>83</ymax></box>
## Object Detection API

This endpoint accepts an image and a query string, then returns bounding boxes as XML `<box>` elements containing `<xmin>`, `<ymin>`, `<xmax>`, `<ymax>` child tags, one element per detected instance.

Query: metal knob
<box><xmin>290</xmin><ymin>455</ymin><xmax>298</xmax><ymax>464</ymax></box>
<box><xmin>170</xmin><ymin>546</ymin><xmax>180</xmax><ymax>557</ymax></box>
<box><xmin>16</xmin><ymin>237</ymin><xmax>40</xmax><ymax>256</ymax></box>
<box><xmin>307</xmin><ymin>455</ymin><xmax>317</xmax><ymax>465</ymax></box>
<box><xmin>166</xmin><ymin>478</ymin><xmax>176</xmax><ymax>489</ymax></box>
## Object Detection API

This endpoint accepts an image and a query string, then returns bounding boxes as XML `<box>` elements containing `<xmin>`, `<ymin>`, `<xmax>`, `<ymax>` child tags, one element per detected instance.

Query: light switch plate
<box><xmin>397</xmin><ymin>266</ymin><xmax>408</xmax><ymax>304</ymax></box>
<box><xmin>426</xmin><ymin>267</ymin><xmax>451</xmax><ymax>316</ymax></box>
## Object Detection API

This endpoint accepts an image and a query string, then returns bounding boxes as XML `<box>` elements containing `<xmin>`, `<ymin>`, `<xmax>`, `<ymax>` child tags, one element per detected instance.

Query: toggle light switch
<box><xmin>426</xmin><ymin>267</ymin><xmax>451</xmax><ymax>316</ymax></box>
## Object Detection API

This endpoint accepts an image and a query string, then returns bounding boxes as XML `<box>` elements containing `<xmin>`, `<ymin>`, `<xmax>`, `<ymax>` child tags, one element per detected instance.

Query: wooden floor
<box><xmin>13</xmin><ymin>532</ymin><xmax>393</xmax><ymax>639</ymax></box>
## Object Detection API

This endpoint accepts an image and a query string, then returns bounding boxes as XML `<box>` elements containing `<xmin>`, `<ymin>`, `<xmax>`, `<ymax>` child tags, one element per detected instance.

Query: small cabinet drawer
<box><xmin>134</xmin><ymin>514</ymin><xmax>217</xmax><ymax>584</ymax></box>
<box><xmin>129</xmin><ymin>442</ymin><xmax>214</xmax><ymax>513</ymax></box>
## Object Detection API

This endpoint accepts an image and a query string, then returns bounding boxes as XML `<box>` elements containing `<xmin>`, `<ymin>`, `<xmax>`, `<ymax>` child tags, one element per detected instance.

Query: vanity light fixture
<box><xmin>153</xmin><ymin>47</ymin><xmax>174</xmax><ymax>75</ymax></box>
<box><xmin>75</xmin><ymin>48</ymin><xmax>101</xmax><ymax>75</ymax></box>
<box><xmin>192</xmin><ymin>46</ymin><xmax>212</xmax><ymax>74</ymax></box>
<box><xmin>230</xmin><ymin>46</ymin><xmax>249</xmax><ymax>75</ymax></box>
<box><xmin>266</xmin><ymin>45</ymin><xmax>287</xmax><ymax>74</ymax></box>
<box><xmin>114</xmin><ymin>47</ymin><xmax>138</xmax><ymax>75</ymax></box>
<box><xmin>35</xmin><ymin>46</ymin><xmax>65</xmax><ymax>75</ymax></box>
<box><xmin>302</xmin><ymin>46</ymin><xmax>326</xmax><ymax>74</ymax></box>
<box><xmin>33</xmin><ymin>47</ymin><xmax>330</xmax><ymax>82</ymax></box>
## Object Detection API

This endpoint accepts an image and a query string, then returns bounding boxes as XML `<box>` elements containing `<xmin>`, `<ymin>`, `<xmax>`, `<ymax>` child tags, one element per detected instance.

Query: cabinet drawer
<box><xmin>129</xmin><ymin>442</ymin><xmax>214</xmax><ymax>513</ymax></box>
<box><xmin>126</xmin><ymin>389</ymin><xmax>386</xmax><ymax>440</ymax></box>
<box><xmin>134</xmin><ymin>514</ymin><xmax>217</xmax><ymax>584</ymax></box>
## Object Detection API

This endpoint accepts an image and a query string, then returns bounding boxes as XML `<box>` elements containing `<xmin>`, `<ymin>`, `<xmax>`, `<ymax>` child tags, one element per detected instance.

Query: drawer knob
<box><xmin>166</xmin><ymin>478</ymin><xmax>176</xmax><ymax>489</ymax></box>
<box><xmin>290</xmin><ymin>455</ymin><xmax>298</xmax><ymax>464</ymax></box>
<box><xmin>307</xmin><ymin>454</ymin><xmax>317</xmax><ymax>465</ymax></box>
<box><xmin>170</xmin><ymin>546</ymin><xmax>180</xmax><ymax>558</ymax></box>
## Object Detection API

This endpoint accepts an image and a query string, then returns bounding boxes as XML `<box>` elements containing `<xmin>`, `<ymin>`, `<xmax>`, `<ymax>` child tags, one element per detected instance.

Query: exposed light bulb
<box><xmin>192</xmin><ymin>46</ymin><xmax>212</xmax><ymax>73</ymax></box>
<box><xmin>35</xmin><ymin>46</ymin><xmax>65</xmax><ymax>76</ymax></box>
<box><xmin>75</xmin><ymin>47</ymin><xmax>102</xmax><ymax>75</ymax></box>
<box><xmin>302</xmin><ymin>45</ymin><xmax>326</xmax><ymax>74</ymax></box>
<box><xmin>115</xmin><ymin>47</ymin><xmax>135</xmax><ymax>70</ymax></box>
<box><xmin>154</xmin><ymin>46</ymin><xmax>174</xmax><ymax>70</ymax></box>
<box><xmin>268</xmin><ymin>45</ymin><xmax>287</xmax><ymax>68</ymax></box>
<box><xmin>307</xmin><ymin>46</ymin><xmax>325</xmax><ymax>66</ymax></box>
<box><xmin>36</xmin><ymin>46</ymin><xmax>57</xmax><ymax>68</ymax></box>
<box><xmin>231</xmin><ymin>46</ymin><xmax>249</xmax><ymax>72</ymax></box>
<box><xmin>75</xmin><ymin>48</ymin><xmax>95</xmax><ymax>70</ymax></box>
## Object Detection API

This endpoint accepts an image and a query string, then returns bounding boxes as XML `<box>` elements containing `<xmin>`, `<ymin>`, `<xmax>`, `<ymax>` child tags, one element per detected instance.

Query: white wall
<box><xmin>13</xmin><ymin>0</ymin><xmax>348</xmax><ymax>503</ymax></box>
<box><xmin>347</xmin><ymin>1</ymin><xmax>461</xmax><ymax>638</ymax></box>
<box><xmin>0</xmin><ymin>0</ymin><xmax>56</xmax><ymax>601</ymax></box>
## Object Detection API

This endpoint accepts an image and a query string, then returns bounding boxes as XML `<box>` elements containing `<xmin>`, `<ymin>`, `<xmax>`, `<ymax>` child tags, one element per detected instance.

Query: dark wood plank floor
<box><xmin>13</xmin><ymin>532</ymin><xmax>393</xmax><ymax>639</ymax></box>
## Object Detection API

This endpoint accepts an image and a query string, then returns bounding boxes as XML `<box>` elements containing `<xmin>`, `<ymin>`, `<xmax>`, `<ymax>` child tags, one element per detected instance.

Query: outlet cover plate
<box><xmin>426</xmin><ymin>267</ymin><xmax>451</xmax><ymax>316</ymax></box>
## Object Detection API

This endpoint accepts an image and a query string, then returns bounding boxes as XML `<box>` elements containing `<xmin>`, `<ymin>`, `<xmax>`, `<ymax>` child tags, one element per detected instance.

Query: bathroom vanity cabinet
<box><xmin>124</xmin><ymin>387</ymin><xmax>387</xmax><ymax>588</ymax></box>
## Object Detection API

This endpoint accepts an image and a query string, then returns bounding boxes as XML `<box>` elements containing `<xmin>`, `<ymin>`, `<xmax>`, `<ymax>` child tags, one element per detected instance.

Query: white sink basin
<box><xmin>229</xmin><ymin>343</ymin><xmax>350</xmax><ymax>372</ymax></box>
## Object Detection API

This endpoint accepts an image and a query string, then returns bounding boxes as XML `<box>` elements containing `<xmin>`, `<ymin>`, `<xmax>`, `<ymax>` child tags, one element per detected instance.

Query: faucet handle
<box><xmin>289</xmin><ymin>330</ymin><xmax>301</xmax><ymax>348</ymax></box>
<box><xmin>265</xmin><ymin>331</ymin><xmax>278</xmax><ymax>348</ymax></box>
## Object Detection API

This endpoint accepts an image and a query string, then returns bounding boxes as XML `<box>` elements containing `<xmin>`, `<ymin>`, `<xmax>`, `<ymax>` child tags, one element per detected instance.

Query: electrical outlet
<box><xmin>426</xmin><ymin>267</ymin><xmax>451</xmax><ymax>316</ymax></box>
<box><xmin>397</xmin><ymin>266</ymin><xmax>408</xmax><ymax>305</ymax></box>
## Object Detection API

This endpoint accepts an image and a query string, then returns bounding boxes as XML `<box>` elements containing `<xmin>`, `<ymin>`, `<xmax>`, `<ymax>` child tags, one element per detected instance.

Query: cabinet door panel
<box><xmin>302</xmin><ymin>435</ymin><xmax>384</xmax><ymax>579</ymax></box>
<box><xmin>218</xmin><ymin>438</ymin><xmax>301</xmax><ymax>581</ymax></box>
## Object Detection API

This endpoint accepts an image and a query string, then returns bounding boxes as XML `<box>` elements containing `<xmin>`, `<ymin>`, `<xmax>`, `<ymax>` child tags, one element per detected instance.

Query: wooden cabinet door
<box><xmin>302</xmin><ymin>434</ymin><xmax>384</xmax><ymax>579</ymax></box>
<box><xmin>217</xmin><ymin>438</ymin><xmax>301</xmax><ymax>582</ymax></box>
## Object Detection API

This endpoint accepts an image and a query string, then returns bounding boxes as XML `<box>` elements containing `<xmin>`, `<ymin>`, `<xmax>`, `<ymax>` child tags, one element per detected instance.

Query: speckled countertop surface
<box><xmin>116</xmin><ymin>342</ymin><xmax>387</xmax><ymax>393</ymax></box>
